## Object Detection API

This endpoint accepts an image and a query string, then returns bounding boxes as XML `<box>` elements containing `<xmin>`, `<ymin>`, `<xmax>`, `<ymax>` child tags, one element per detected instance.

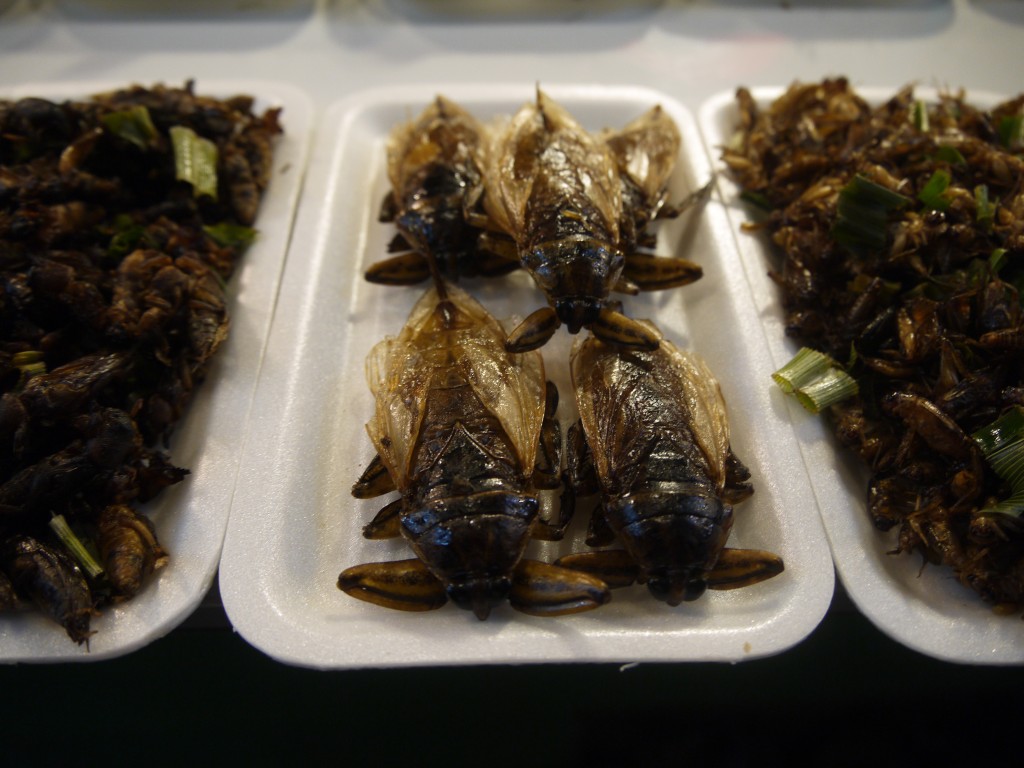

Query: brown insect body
<box><xmin>558</xmin><ymin>328</ymin><xmax>783</xmax><ymax>605</ymax></box>
<box><xmin>339</xmin><ymin>283</ymin><xmax>609</xmax><ymax>619</ymax></box>
<box><xmin>367</xmin><ymin>97</ymin><xmax>511</xmax><ymax>285</ymax></box>
<box><xmin>2</xmin><ymin>534</ymin><xmax>96</xmax><ymax>644</ymax></box>
<box><xmin>484</xmin><ymin>91</ymin><xmax>705</xmax><ymax>352</ymax></box>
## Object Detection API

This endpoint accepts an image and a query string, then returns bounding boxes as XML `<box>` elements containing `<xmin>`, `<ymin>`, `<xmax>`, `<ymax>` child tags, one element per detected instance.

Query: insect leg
<box><xmin>506</xmin><ymin>306</ymin><xmax>560</xmax><ymax>353</ymax></box>
<box><xmin>352</xmin><ymin>453</ymin><xmax>395</xmax><ymax>498</ymax></box>
<box><xmin>337</xmin><ymin>559</ymin><xmax>448</xmax><ymax>612</ymax></box>
<box><xmin>622</xmin><ymin>253</ymin><xmax>703</xmax><ymax>291</ymax></box>
<box><xmin>533</xmin><ymin>381</ymin><xmax>562</xmax><ymax>490</ymax></box>
<box><xmin>362</xmin><ymin>498</ymin><xmax>403</xmax><ymax>539</ymax></box>
<box><xmin>364</xmin><ymin>252</ymin><xmax>432</xmax><ymax>286</ymax></box>
<box><xmin>508</xmin><ymin>559</ymin><xmax>610</xmax><ymax>616</ymax></box>
<box><xmin>705</xmin><ymin>547</ymin><xmax>784</xmax><ymax>590</ymax></box>
<box><xmin>554</xmin><ymin>549</ymin><xmax>641</xmax><ymax>590</ymax></box>
<box><xmin>592</xmin><ymin>307</ymin><xmax>660</xmax><ymax>351</ymax></box>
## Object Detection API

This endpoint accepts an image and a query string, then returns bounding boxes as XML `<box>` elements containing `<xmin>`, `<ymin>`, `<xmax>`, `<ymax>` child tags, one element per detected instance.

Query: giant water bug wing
<box><xmin>364</xmin><ymin>288</ymin><xmax>444</xmax><ymax>488</ymax></box>
<box><xmin>570</xmin><ymin>333</ymin><xmax>660</xmax><ymax>491</ymax></box>
<box><xmin>386</xmin><ymin>96</ymin><xmax>487</xmax><ymax>203</ymax></box>
<box><xmin>444</xmin><ymin>284</ymin><xmax>547</xmax><ymax>474</ymax></box>
<box><xmin>570</xmin><ymin>328</ymin><xmax>733</xmax><ymax>494</ymax></box>
<box><xmin>603</xmin><ymin>104</ymin><xmax>681</xmax><ymax>212</ymax></box>
<box><xmin>364</xmin><ymin>284</ymin><xmax>546</xmax><ymax>486</ymax></box>
<box><xmin>484</xmin><ymin>89</ymin><xmax>622</xmax><ymax>246</ymax></box>
<box><xmin>656</xmin><ymin>340</ymin><xmax>732</xmax><ymax>493</ymax></box>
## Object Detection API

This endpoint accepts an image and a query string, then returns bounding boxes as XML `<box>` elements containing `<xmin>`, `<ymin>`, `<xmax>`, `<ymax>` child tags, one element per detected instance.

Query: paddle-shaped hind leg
<box><xmin>706</xmin><ymin>548</ymin><xmax>785</xmax><ymax>590</ymax></box>
<box><xmin>337</xmin><ymin>559</ymin><xmax>448</xmax><ymax>612</ymax></box>
<box><xmin>508</xmin><ymin>559</ymin><xmax>611</xmax><ymax>616</ymax></box>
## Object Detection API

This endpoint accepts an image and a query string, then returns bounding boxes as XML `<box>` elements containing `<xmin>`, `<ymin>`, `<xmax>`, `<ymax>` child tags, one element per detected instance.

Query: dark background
<box><xmin>3</xmin><ymin>579</ymin><xmax>1021</xmax><ymax>767</ymax></box>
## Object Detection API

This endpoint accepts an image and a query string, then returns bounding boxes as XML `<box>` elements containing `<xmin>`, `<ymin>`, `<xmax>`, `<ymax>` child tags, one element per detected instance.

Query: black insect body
<box><xmin>482</xmin><ymin>90</ymin><xmax>705</xmax><ymax>352</ymax></box>
<box><xmin>366</xmin><ymin>96</ymin><xmax>513</xmax><ymax>285</ymax></box>
<box><xmin>557</xmin><ymin>328</ymin><xmax>783</xmax><ymax>605</ymax></box>
<box><xmin>338</xmin><ymin>283</ymin><xmax>609</xmax><ymax>620</ymax></box>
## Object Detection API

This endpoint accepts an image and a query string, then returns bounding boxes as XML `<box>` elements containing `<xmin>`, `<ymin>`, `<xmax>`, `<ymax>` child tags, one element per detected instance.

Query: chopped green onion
<box><xmin>772</xmin><ymin>347</ymin><xmax>859</xmax><ymax>413</ymax></box>
<box><xmin>12</xmin><ymin>350</ymin><xmax>45</xmax><ymax>387</ymax></box>
<box><xmin>832</xmin><ymin>174</ymin><xmax>911</xmax><ymax>252</ymax></box>
<box><xmin>203</xmin><ymin>222</ymin><xmax>257</xmax><ymax>250</ymax></box>
<box><xmin>918</xmin><ymin>169</ymin><xmax>951</xmax><ymax>212</ymax></box>
<box><xmin>12</xmin><ymin>350</ymin><xmax>43</xmax><ymax>367</ymax></box>
<box><xmin>170</xmin><ymin>125</ymin><xmax>218</xmax><ymax>199</ymax></box>
<box><xmin>975</xmin><ymin>185</ymin><xmax>996</xmax><ymax>230</ymax></box>
<box><xmin>101</xmin><ymin>105</ymin><xmax>159</xmax><ymax>150</ymax></box>
<box><xmin>933</xmin><ymin>145</ymin><xmax>966</xmax><ymax>166</ymax></box>
<box><xmin>997</xmin><ymin>114</ymin><xmax>1023</xmax><ymax>150</ymax></box>
<box><xmin>108</xmin><ymin>224</ymin><xmax>146</xmax><ymax>260</ymax></box>
<box><xmin>989</xmin><ymin>247</ymin><xmax>1008</xmax><ymax>274</ymax></box>
<box><xmin>911</xmin><ymin>100</ymin><xmax>929</xmax><ymax>131</ymax></box>
<box><xmin>739</xmin><ymin>189</ymin><xmax>773</xmax><ymax>212</ymax></box>
<box><xmin>772</xmin><ymin>347</ymin><xmax>834</xmax><ymax>393</ymax></box>
<box><xmin>49</xmin><ymin>514</ymin><xmax>104</xmax><ymax>579</ymax></box>
<box><xmin>793</xmin><ymin>367</ymin><xmax>860</xmax><ymax>414</ymax></box>
<box><xmin>972</xmin><ymin>407</ymin><xmax>1024</xmax><ymax>519</ymax></box>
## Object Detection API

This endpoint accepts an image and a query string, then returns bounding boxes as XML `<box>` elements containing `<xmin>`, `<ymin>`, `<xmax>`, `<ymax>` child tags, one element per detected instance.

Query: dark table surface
<box><xmin>4</xmin><ymin>578</ymin><xmax>1021</xmax><ymax>767</ymax></box>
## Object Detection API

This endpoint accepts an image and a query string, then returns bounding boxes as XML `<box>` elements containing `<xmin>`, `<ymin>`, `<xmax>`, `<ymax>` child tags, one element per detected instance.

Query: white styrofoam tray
<box><xmin>0</xmin><ymin>79</ymin><xmax>312</xmax><ymax>663</ymax></box>
<box><xmin>699</xmin><ymin>85</ymin><xmax>1024</xmax><ymax>666</ymax></box>
<box><xmin>219</xmin><ymin>83</ymin><xmax>834</xmax><ymax>669</ymax></box>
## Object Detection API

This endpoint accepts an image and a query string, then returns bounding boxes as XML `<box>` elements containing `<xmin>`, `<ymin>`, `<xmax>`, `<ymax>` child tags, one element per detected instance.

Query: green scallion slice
<box><xmin>832</xmin><ymin>174</ymin><xmax>911</xmax><ymax>252</ymax></box>
<box><xmin>203</xmin><ymin>222</ymin><xmax>257</xmax><ymax>250</ymax></box>
<box><xmin>975</xmin><ymin>185</ymin><xmax>997</xmax><ymax>229</ymax></box>
<box><xmin>12</xmin><ymin>350</ymin><xmax>45</xmax><ymax>387</ymax></box>
<box><xmin>740</xmin><ymin>189</ymin><xmax>773</xmax><ymax>212</ymax></box>
<box><xmin>793</xmin><ymin>367</ymin><xmax>861</xmax><ymax>414</ymax></box>
<box><xmin>772</xmin><ymin>347</ymin><xmax>859</xmax><ymax>413</ymax></box>
<box><xmin>918</xmin><ymin>169</ymin><xmax>951</xmax><ymax>212</ymax></box>
<box><xmin>101</xmin><ymin>105</ymin><xmax>159</xmax><ymax>150</ymax></box>
<box><xmin>998</xmin><ymin>114</ymin><xmax>1023</xmax><ymax>150</ymax></box>
<box><xmin>49</xmin><ymin>514</ymin><xmax>104</xmax><ymax>579</ymax></box>
<box><xmin>911</xmin><ymin>100</ymin><xmax>929</xmax><ymax>131</ymax></box>
<box><xmin>170</xmin><ymin>125</ymin><xmax>218</xmax><ymax>200</ymax></box>
<box><xmin>934</xmin><ymin>145</ymin><xmax>966</xmax><ymax>166</ymax></box>
<box><xmin>972</xmin><ymin>407</ymin><xmax>1024</xmax><ymax>519</ymax></box>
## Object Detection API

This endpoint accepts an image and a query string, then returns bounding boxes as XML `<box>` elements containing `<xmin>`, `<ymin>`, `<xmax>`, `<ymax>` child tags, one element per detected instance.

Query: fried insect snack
<box><xmin>0</xmin><ymin>82</ymin><xmax>281</xmax><ymax>643</ymax></box>
<box><xmin>723</xmin><ymin>79</ymin><xmax>1024</xmax><ymax>612</ymax></box>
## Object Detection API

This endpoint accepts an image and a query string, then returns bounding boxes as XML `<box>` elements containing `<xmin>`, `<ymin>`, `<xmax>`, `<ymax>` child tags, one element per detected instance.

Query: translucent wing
<box><xmin>484</xmin><ymin>89</ymin><xmax>621</xmax><ymax>247</ymax></box>
<box><xmin>365</xmin><ymin>284</ymin><xmax>546</xmax><ymax>486</ymax></box>
<box><xmin>603</xmin><ymin>105</ymin><xmax>681</xmax><ymax>213</ymax></box>
<box><xmin>571</xmin><ymin>327</ymin><xmax>731</xmax><ymax>493</ymax></box>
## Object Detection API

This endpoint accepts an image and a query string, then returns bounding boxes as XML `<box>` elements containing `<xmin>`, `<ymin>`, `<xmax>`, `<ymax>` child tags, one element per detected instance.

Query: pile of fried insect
<box><xmin>338</xmin><ymin>90</ymin><xmax>784</xmax><ymax>620</ymax></box>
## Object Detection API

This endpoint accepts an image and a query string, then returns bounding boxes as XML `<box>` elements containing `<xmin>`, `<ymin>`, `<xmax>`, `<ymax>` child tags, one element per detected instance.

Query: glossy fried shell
<box><xmin>342</xmin><ymin>282</ymin><xmax>610</xmax><ymax>619</ymax></box>
<box><xmin>364</xmin><ymin>283</ymin><xmax>547</xmax><ymax>487</ymax></box>
<box><xmin>571</xmin><ymin>328</ymin><xmax>732</xmax><ymax>498</ymax></box>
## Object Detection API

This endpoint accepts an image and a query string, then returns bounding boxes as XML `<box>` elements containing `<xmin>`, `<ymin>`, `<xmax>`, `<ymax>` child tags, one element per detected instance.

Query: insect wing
<box><xmin>571</xmin><ymin>332</ymin><xmax>732</xmax><ymax>493</ymax></box>
<box><xmin>444</xmin><ymin>286</ymin><xmax>547</xmax><ymax>474</ymax></box>
<box><xmin>459</xmin><ymin>331</ymin><xmax>546</xmax><ymax>477</ymax></box>
<box><xmin>385</xmin><ymin>96</ymin><xmax>486</xmax><ymax>199</ymax></box>
<box><xmin>570</xmin><ymin>335</ymin><xmax>654</xmax><ymax>491</ymax></box>
<box><xmin>604</xmin><ymin>105</ymin><xmax>681</xmax><ymax>210</ymax></box>
<box><xmin>657</xmin><ymin>340</ymin><xmax>733</xmax><ymax>492</ymax></box>
<box><xmin>485</xmin><ymin>90</ymin><xmax>622</xmax><ymax>245</ymax></box>
<box><xmin>364</xmin><ymin>285</ymin><xmax>545</xmax><ymax>485</ymax></box>
<box><xmin>364</xmin><ymin>289</ymin><xmax>444</xmax><ymax>488</ymax></box>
